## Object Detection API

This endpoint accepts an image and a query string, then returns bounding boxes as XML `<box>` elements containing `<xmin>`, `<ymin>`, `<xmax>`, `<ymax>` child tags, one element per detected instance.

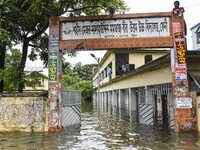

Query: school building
<box><xmin>92</xmin><ymin>49</ymin><xmax>200</xmax><ymax>130</ymax></box>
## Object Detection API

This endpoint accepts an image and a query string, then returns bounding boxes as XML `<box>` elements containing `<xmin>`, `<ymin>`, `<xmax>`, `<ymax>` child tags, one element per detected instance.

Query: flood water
<box><xmin>0</xmin><ymin>102</ymin><xmax>200</xmax><ymax>150</ymax></box>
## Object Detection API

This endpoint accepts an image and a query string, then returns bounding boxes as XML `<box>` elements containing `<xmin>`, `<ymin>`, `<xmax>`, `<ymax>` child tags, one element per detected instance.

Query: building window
<box><xmin>115</xmin><ymin>53</ymin><xmax>129</xmax><ymax>76</ymax></box>
<box><xmin>197</xmin><ymin>31</ymin><xmax>200</xmax><ymax>43</ymax></box>
<box><xmin>145</xmin><ymin>55</ymin><xmax>152</xmax><ymax>64</ymax></box>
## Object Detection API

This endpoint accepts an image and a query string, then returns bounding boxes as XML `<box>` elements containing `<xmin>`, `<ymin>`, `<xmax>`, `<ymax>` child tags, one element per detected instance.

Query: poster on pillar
<box><xmin>174</xmin><ymin>32</ymin><xmax>186</xmax><ymax>65</ymax></box>
<box><xmin>176</xmin><ymin>97</ymin><xmax>192</xmax><ymax>109</ymax></box>
<box><xmin>174</xmin><ymin>32</ymin><xmax>187</xmax><ymax>81</ymax></box>
<box><xmin>175</xmin><ymin>65</ymin><xmax>187</xmax><ymax>81</ymax></box>
<box><xmin>49</xmin><ymin>58</ymin><xmax>58</xmax><ymax>83</ymax></box>
<box><xmin>49</xmin><ymin>35</ymin><xmax>59</xmax><ymax>58</ymax></box>
<box><xmin>49</xmin><ymin>34</ymin><xmax>59</xmax><ymax>83</ymax></box>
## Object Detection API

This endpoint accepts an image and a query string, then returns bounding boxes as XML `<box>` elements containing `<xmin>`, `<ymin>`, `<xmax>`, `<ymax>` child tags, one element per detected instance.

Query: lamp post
<box><xmin>109</xmin><ymin>5</ymin><xmax>116</xmax><ymax>19</ymax></box>
<box><xmin>90</xmin><ymin>53</ymin><xmax>100</xmax><ymax>109</ymax></box>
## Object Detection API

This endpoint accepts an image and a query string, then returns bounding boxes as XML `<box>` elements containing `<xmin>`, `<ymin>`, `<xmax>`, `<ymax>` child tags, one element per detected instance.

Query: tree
<box><xmin>0</xmin><ymin>49</ymin><xmax>46</xmax><ymax>92</ymax></box>
<box><xmin>73</xmin><ymin>80</ymin><xmax>94</xmax><ymax>101</ymax></box>
<box><xmin>62</xmin><ymin>61</ymin><xmax>95</xmax><ymax>101</ymax></box>
<box><xmin>0</xmin><ymin>45</ymin><xmax>6</xmax><ymax>92</ymax></box>
<box><xmin>0</xmin><ymin>0</ymin><xmax>128</xmax><ymax>92</ymax></box>
<box><xmin>73</xmin><ymin>62</ymin><xmax>96</xmax><ymax>80</ymax></box>
<box><xmin>62</xmin><ymin>72</ymin><xmax>82</xmax><ymax>90</ymax></box>
<box><xmin>24</xmin><ymin>71</ymin><xmax>48</xmax><ymax>91</ymax></box>
<box><xmin>0</xmin><ymin>0</ymin><xmax>17</xmax><ymax>92</ymax></box>
<box><xmin>62</xmin><ymin>73</ymin><xmax>94</xmax><ymax>102</ymax></box>
<box><xmin>0</xmin><ymin>49</ymin><xmax>21</xmax><ymax>92</ymax></box>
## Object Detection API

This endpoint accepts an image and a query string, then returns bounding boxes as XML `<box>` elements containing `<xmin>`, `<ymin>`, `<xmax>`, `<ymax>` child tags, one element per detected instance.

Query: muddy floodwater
<box><xmin>0</xmin><ymin>103</ymin><xmax>200</xmax><ymax>150</ymax></box>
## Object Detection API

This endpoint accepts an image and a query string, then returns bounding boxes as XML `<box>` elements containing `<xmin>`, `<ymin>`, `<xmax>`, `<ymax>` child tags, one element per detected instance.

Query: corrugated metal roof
<box><xmin>188</xmin><ymin>70</ymin><xmax>200</xmax><ymax>88</ymax></box>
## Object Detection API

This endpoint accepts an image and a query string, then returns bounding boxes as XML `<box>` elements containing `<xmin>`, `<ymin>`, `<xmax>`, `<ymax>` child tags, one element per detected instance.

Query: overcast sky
<box><xmin>25</xmin><ymin>0</ymin><xmax>200</xmax><ymax>75</ymax></box>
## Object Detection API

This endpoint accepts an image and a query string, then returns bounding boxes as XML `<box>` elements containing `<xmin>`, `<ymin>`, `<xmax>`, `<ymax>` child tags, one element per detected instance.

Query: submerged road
<box><xmin>0</xmin><ymin>104</ymin><xmax>199</xmax><ymax>149</ymax></box>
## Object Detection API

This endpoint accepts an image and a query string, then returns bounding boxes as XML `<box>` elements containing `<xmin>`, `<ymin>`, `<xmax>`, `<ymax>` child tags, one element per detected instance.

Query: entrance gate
<box><xmin>138</xmin><ymin>104</ymin><xmax>154</xmax><ymax>125</ymax></box>
<box><xmin>61</xmin><ymin>90</ymin><xmax>81</xmax><ymax>127</ymax></box>
<box><xmin>48</xmin><ymin>11</ymin><xmax>194</xmax><ymax>132</ymax></box>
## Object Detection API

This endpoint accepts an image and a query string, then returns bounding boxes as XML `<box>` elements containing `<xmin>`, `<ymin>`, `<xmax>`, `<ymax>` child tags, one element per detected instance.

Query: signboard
<box><xmin>49</xmin><ymin>35</ymin><xmax>59</xmax><ymax>83</ymax></box>
<box><xmin>175</xmin><ymin>65</ymin><xmax>187</xmax><ymax>81</ymax></box>
<box><xmin>49</xmin><ymin>34</ymin><xmax>59</xmax><ymax>58</ymax></box>
<box><xmin>49</xmin><ymin>58</ymin><xmax>58</xmax><ymax>82</ymax></box>
<box><xmin>173</xmin><ymin>32</ymin><xmax>187</xmax><ymax>81</ymax></box>
<box><xmin>49</xmin><ymin>50</ymin><xmax>58</xmax><ymax>59</ymax></box>
<box><xmin>172</xmin><ymin>22</ymin><xmax>181</xmax><ymax>33</ymax></box>
<box><xmin>174</xmin><ymin>32</ymin><xmax>186</xmax><ymax>65</ymax></box>
<box><xmin>176</xmin><ymin>98</ymin><xmax>192</xmax><ymax>108</ymax></box>
<box><xmin>62</xmin><ymin>17</ymin><xmax>169</xmax><ymax>40</ymax></box>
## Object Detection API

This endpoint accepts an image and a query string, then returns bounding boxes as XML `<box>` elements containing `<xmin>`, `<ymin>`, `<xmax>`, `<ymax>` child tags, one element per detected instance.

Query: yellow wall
<box><xmin>93</xmin><ymin>50</ymin><xmax>169</xmax><ymax>88</ymax></box>
<box><xmin>0</xmin><ymin>96</ymin><xmax>48</xmax><ymax>132</ymax></box>
<box><xmin>129</xmin><ymin>51</ymin><xmax>169</xmax><ymax>68</ymax></box>
<box><xmin>100</xmin><ymin>62</ymin><xmax>172</xmax><ymax>92</ymax></box>
<box><xmin>93</xmin><ymin>53</ymin><xmax>114</xmax><ymax>86</ymax></box>
<box><xmin>111</xmin><ymin>53</ymin><xmax>116</xmax><ymax>79</ymax></box>
<box><xmin>129</xmin><ymin>53</ymin><xmax>144</xmax><ymax>69</ymax></box>
<box><xmin>24</xmin><ymin>78</ymin><xmax>48</xmax><ymax>91</ymax></box>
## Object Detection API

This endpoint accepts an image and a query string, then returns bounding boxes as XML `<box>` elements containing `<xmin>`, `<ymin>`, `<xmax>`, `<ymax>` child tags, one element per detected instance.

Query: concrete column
<box><xmin>112</xmin><ymin>90</ymin><xmax>118</xmax><ymax>115</ymax></box>
<box><xmin>102</xmin><ymin>92</ymin><xmax>104</xmax><ymax>111</ymax></box>
<box><xmin>112</xmin><ymin>90</ymin><xmax>116</xmax><ymax>114</ymax></box>
<box><xmin>129</xmin><ymin>88</ymin><xmax>137</xmax><ymax>112</ymax></box>
<box><xmin>119</xmin><ymin>89</ymin><xmax>125</xmax><ymax>120</ymax></box>
<box><xmin>119</xmin><ymin>89</ymin><xmax>124</xmax><ymax>109</ymax></box>
<box><xmin>93</xmin><ymin>93</ymin><xmax>97</xmax><ymax>110</ymax></box>
<box><xmin>108</xmin><ymin>91</ymin><xmax>112</xmax><ymax>114</ymax></box>
<box><xmin>124</xmin><ymin>89</ymin><xmax>129</xmax><ymax>111</ymax></box>
<box><xmin>101</xmin><ymin>92</ymin><xmax>104</xmax><ymax>111</ymax></box>
<box><xmin>98</xmin><ymin>92</ymin><xmax>101</xmax><ymax>110</ymax></box>
<box><xmin>103</xmin><ymin>92</ymin><xmax>106</xmax><ymax>111</ymax></box>
<box><xmin>104</xmin><ymin>92</ymin><xmax>108</xmax><ymax>112</ymax></box>
<box><xmin>129</xmin><ymin>88</ymin><xmax>139</xmax><ymax>124</ymax></box>
<box><xmin>100</xmin><ymin>92</ymin><xmax>103</xmax><ymax>110</ymax></box>
<box><xmin>171</xmin><ymin>14</ymin><xmax>197</xmax><ymax>132</ymax></box>
<box><xmin>97</xmin><ymin>92</ymin><xmax>101</xmax><ymax>110</ymax></box>
<box><xmin>145</xmin><ymin>86</ymin><xmax>148</xmax><ymax>104</ymax></box>
<box><xmin>112</xmin><ymin>90</ymin><xmax>117</xmax><ymax>107</ymax></box>
<box><xmin>48</xmin><ymin>17</ymin><xmax>62</xmax><ymax>132</ymax></box>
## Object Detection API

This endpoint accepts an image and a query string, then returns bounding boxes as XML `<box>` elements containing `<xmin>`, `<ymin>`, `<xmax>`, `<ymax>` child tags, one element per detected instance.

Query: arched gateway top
<box><xmin>49</xmin><ymin>12</ymin><xmax>185</xmax><ymax>51</ymax></box>
<box><xmin>48</xmin><ymin>12</ymin><xmax>186</xmax><ymax>132</ymax></box>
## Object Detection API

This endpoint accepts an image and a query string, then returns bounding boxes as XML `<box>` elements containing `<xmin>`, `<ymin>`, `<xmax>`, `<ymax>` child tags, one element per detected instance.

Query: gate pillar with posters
<box><xmin>171</xmin><ymin>12</ymin><xmax>197</xmax><ymax>132</ymax></box>
<box><xmin>48</xmin><ymin>11</ymin><xmax>196</xmax><ymax>132</ymax></box>
<box><xmin>48</xmin><ymin>17</ymin><xmax>62</xmax><ymax>132</ymax></box>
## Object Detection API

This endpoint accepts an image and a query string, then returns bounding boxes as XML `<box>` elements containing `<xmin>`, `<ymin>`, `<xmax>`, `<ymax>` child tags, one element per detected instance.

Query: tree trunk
<box><xmin>17</xmin><ymin>40</ymin><xmax>29</xmax><ymax>92</ymax></box>
<box><xmin>0</xmin><ymin>42</ymin><xmax>6</xmax><ymax>93</ymax></box>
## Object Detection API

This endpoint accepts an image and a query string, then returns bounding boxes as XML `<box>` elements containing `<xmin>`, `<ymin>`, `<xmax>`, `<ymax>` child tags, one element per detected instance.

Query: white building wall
<box><xmin>191</xmin><ymin>23</ymin><xmax>200</xmax><ymax>50</ymax></box>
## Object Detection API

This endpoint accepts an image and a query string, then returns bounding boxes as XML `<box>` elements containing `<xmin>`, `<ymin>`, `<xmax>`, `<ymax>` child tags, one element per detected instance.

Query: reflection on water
<box><xmin>0</xmin><ymin>102</ymin><xmax>200</xmax><ymax>149</ymax></box>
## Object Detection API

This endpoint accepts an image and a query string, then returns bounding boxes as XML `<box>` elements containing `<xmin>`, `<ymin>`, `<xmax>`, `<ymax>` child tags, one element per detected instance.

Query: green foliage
<box><xmin>24</xmin><ymin>71</ymin><xmax>47</xmax><ymax>91</ymax></box>
<box><xmin>0</xmin><ymin>49</ymin><xmax>46</xmax><ymax>92</ymax></box>
<box><xmin>73</xmin><ymin>62</ymin><xmax>96</xmax><ymax>80</ymax></box>
<box><xmin>0</xmin><ymin>49</ymin><xmax>21</xmax><ymax>92</ymax></box>
<box><xmin>62</xmin><ymin>72</ymin><xmax>82</xmax><ymax>90</ymax></box>
<box><xmin>62</xmin><ymin>61</ymin><xmax>95</xmax><ymax>101</ymax></box>
<box><xmin>62</xmin><ymin>74</ymin><xmax>94</xmax><ymax>101</ymax></box>
<box><xmin>0</xmin><ymin>0</ymin><xmax>128</xmax><ymax>92</ymax></box>
<box><xmin>1</xmin><ymin>0</ymin><xmax>129</xmax><ymax>62</ymax></box>
<box><xmin>5</xmin><ymin>49</ymin><xmax>21</xmax><ymax>68</ymax></box>
<box><xmin>73</xmin><ymin>80</ymin><xmax>95</xmax><ymax>101</ymax></box>
<box><xmin>0</xmin><ymin>66</ymin><xmax>18</xmax><ymax>92</ymax></box>
<box><xmin>28</xmin><ymin>33</ymin><xmax>49</xmax><ymax>67</ymax></box>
